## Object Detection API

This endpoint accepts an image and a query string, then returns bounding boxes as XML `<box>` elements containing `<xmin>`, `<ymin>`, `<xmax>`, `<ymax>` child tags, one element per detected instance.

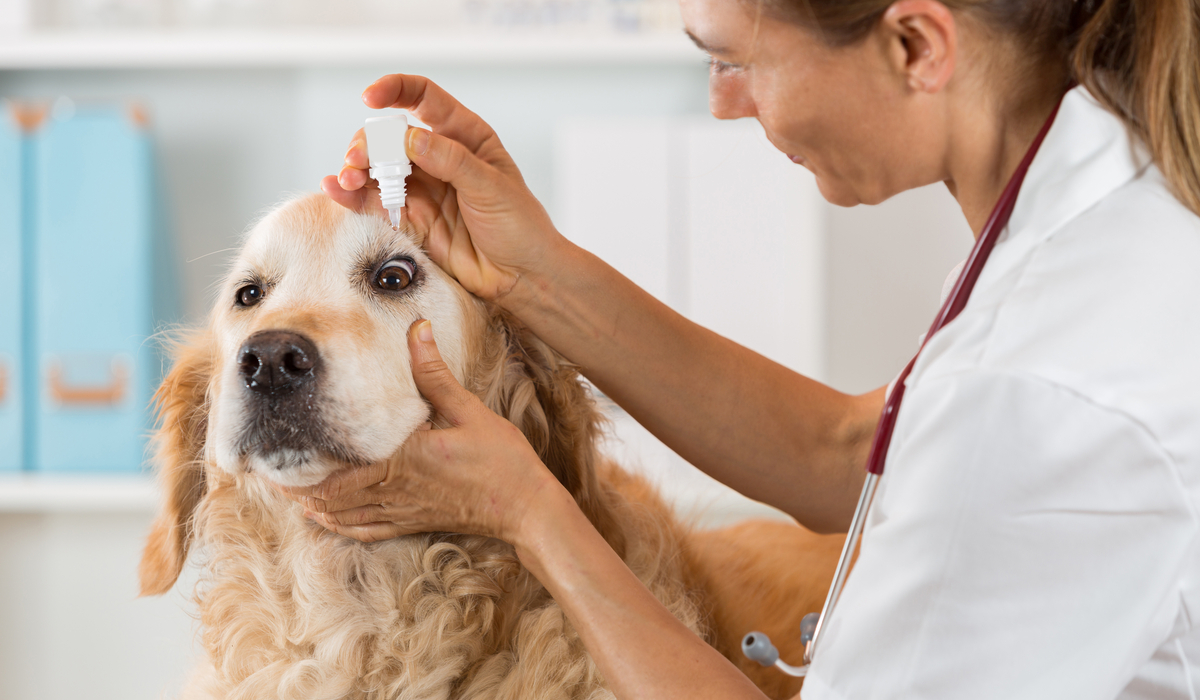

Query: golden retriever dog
<box><xmin>140</xmin><ymin>193</ymin><xmax>842</xmax><ymax>700</ymax></box>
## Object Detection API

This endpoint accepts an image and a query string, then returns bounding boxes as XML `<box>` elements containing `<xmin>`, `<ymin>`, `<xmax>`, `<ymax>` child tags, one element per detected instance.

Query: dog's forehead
<box><xmin>236</xmin><ymin>196</ymin><xmax>424</xmax><ymax>276</ymax></box>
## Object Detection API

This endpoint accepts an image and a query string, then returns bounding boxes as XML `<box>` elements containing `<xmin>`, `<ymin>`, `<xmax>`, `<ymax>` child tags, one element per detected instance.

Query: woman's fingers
<box><xmin>313</xmin><ymin>504</ymin><xmax>390</xmax><ymax>527</ymax></box>
<box><xmin>363</xmin><ymin>74</ymin><xmax>499</xmax><ymax>156</ymax></box>
<box><xmin>404</xmin><ymin>127</ymin><xmax>504</xmax><ymax>209</ymax></box>
<box><xmin>402</xmin><ymin>168</ymin><xmax>451</xmax><ymax>232</ymax></box>
<box><xmin>408</xmin><ymin>320</ymin><xmax>479</xmax><ymax>426</ymax></box>
<box><xmin>309</xmin><ymin>518</ymin><xmax>411</xmax><ymax>544</ymax></box>
<box><xmin>407</xmin><ymin>164</ymin><xmax>449</xmax><ymax>200</ymax></box>
<box><xmin>337</xmin><ymin>165</ymin><xmax>368</xmax><ymax>191</ymax></box>
<box><xmin>283</xmin><ymin>460</ymin><xmax>392</xmax><ymax>509</ymax></box>
<box><xmin>289</xmin><ymin>483</ymin><xmax>382</xmax><ymax>514</ymax></box>
<box><xmin>344</xmin><ymin>129</ymin><xmax>368</xmax><ymax>169</ymax></box>
<box><xmin>321</xmin><ymin>175</ymin><xmax>363</xmax><ymax>211</ymax></box>
<box><xmin>321</xmin><ymin>175</ymin><xmax>385</xmax><ymax>217</ymax></box>
<box><xmin>332</xmin><ymin>128</ymin><xmax>371</xmax><ymax>193</ymax></box>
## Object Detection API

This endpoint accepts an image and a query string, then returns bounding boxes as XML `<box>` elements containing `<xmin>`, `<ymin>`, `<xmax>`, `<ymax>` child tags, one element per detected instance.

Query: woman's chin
<box><xmin>814</xmin><ymin>176</ymin><xmax>864</xmax><ymax>208</ymax></box>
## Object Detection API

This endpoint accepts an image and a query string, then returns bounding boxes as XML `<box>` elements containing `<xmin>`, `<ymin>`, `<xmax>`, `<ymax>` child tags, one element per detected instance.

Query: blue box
<box><xmin>29</xmin><ymin>106</ymin><xmax>156</xmax><ymax>473</ymax></box>
<box><xmin>0</xmin><ymin>108</ymin><xmax>22</xmax><ymax>471</ymax></box>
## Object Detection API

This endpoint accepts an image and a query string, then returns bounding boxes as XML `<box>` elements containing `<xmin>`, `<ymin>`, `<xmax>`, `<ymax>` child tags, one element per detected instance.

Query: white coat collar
<box><xmin>996</xmin><ymin>85</ymin><xmax>1152</xmax><ymax>254</ymax></box>
<box><xmin>907</xmin><ymin>87</ymin><xmax>1154</xmax><ymax>389</ymax></box>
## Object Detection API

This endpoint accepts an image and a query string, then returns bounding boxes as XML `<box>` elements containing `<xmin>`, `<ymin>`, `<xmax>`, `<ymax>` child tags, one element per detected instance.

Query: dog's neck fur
<box><xmin>190</xmin><ymin>469</ymin><xmax>550</xmax><ymax>698</ymax></box>
<box><xmin>461</xmin><ymin>303</ymin><xmax>625</xmax><ymax>555</ymax></box>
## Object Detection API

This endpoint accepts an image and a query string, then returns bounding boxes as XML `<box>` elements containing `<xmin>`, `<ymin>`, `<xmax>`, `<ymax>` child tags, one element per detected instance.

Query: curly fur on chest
<box><xmin>186</xmin><ymin>469</ymin><xmax>704</xmax><ymax>700</ymax></box>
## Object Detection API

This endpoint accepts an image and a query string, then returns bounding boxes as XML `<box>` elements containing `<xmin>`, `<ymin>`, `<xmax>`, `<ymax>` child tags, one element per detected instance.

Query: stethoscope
<box><xmin>742</xmin><ymin>93</ymin><xmax>1067</xmax><ymax>678</ymax></box>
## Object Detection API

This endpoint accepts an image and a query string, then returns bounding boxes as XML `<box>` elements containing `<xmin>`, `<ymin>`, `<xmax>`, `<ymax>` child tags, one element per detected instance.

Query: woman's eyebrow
<box><xmin>685</xmin><ymin>29</ymin><xmax>732</xmax><ymax>56</ymax></box>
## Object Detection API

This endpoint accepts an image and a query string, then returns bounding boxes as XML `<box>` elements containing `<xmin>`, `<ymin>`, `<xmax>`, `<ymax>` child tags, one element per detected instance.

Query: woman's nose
<box><xmin>709</xmin><ymin>78</ymin><xmax>757</xmax><ymax>121</ymax></box>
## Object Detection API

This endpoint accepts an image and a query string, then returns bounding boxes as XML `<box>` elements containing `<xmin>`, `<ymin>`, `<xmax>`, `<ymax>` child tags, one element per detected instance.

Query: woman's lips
<box><xmin>788</xmin><ymin>154</ymin><xmax>808</xmax><ymax>167</ymax></box>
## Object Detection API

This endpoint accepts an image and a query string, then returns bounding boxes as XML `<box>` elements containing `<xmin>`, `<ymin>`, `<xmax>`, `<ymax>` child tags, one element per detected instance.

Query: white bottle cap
<box><xmin>365</xmin><ymin>114</ymin><xmax>412</xmax><ymax>228</ymax></box>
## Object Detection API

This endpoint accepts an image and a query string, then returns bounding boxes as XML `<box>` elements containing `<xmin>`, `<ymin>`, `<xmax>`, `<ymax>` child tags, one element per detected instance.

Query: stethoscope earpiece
<box><xmin>742</xmin><ymin>631</ymin><xmax>779</xmax><ymax>666</ymax></box>
<box><xmin>741</xmin><ymin>630</ymin><xmax>810</xmax><ymax>678</ymax></box>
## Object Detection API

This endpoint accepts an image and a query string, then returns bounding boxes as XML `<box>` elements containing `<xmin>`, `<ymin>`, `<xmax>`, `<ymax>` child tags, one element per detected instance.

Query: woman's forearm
<box><xmin>506</xmin><ymin>239</ymin><xmax>883</xmax><ymax>533</ymax></box>
<box><xmin>516</xmin><ymin>481</ymin><xmax>769</xmax><ymax>700</ymax></box>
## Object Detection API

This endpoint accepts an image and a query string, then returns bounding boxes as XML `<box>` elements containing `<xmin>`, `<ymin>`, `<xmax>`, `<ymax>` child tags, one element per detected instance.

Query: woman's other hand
<box><xmin>324</xmin><ymin>74</ymin><xmax>565</xmax><ymax>303</ymax></box>
<box><xmin>277</xmin><ymin>319</ymin><xmax>564</xmax><ymax>544</ymax></box>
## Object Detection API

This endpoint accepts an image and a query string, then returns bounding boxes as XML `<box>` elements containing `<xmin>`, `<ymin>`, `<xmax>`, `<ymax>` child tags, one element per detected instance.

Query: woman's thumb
<box><xmin>406</xmin><ymin>127</ymin><xmax>498</xmax><ymax>199</ymax></box>
<box><xmin>408</xmin><ymin>319</ymin><xmax>473</xmax><ymax>423</ymax></box>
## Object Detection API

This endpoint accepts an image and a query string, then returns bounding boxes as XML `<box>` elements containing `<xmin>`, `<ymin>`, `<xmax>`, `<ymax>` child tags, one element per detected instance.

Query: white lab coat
<box><xmin>803</xmin><ymin>86</ymin><xmax>1200</xmax><ymax>699</ymax></box>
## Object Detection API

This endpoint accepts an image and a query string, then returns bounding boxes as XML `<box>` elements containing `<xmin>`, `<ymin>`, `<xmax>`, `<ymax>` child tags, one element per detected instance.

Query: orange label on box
<box><xmin>47</xmin><ymin>359</ymin><xmax>128</xmax><ymax>407</ymax></box>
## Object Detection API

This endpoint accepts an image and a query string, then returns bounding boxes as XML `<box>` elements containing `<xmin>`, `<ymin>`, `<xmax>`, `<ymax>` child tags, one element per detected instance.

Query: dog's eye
<box><xmin>374</xmin><ymin>259</ymin><xmax>416</xmax><ymax>292</ymax></box>
<box><xmin>236</xmin><ymin>284</ymin><xmax>264</xmax><ymax>308</ymax></box>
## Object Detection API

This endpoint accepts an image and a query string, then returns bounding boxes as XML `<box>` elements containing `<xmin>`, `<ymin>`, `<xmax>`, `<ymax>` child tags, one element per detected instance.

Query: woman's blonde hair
<box><xmin>761</xmin><ymin>0</ymin><xmax>1200</xmax><ymax>216</ymax></box>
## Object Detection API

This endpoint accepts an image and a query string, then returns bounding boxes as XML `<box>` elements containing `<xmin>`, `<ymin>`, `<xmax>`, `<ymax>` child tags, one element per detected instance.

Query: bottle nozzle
<box><xmin>388</xmin><ymin>208</ymin><xmax>401</xmax><ymax>230</ymax></box>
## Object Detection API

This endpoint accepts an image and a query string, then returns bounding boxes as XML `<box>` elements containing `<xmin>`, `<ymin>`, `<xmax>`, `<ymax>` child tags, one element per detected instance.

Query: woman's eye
<box><xmin>707</xmin><ymin>56</ymin><xmax>741</xmax><ymax>75</ymax></box>
<box><xmin>708</xmin><ymin>56</ymin><xmax>731</xmax><ymax>73</ymax></box>
<box><xmin>236</xmin><ymin>284</ymin><xmax>264</xmax><ymax>307</ymax></box>
<box><xmin>374</xmin><ymin>259</ymin><xmax>417</xmax><ymax>292</ymax></box>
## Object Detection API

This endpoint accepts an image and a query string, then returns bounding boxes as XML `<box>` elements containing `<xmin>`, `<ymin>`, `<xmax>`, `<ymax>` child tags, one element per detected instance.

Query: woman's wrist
<box><xmin>495</xmin><ymin>233</ymin><xmax>582</xmax><ymax>324</ymax></box>
<box><xmin>509</xmin><ymin>475</ymin><xmax>586</xmax><ymax>581</ymax></box>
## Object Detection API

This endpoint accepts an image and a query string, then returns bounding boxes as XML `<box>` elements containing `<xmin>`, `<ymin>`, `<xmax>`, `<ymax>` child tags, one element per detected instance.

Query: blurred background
<box><xmin>0</xmin><ymin>1</ymin><xmax>972</xmax><ymax>698</ymax></box>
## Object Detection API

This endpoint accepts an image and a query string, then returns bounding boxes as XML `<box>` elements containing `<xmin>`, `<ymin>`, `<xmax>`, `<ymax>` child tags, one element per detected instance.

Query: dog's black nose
<box><xmin>238</xmin><ymin>331</ymin><xmax>320</xmax><ymax>395</ymax></box>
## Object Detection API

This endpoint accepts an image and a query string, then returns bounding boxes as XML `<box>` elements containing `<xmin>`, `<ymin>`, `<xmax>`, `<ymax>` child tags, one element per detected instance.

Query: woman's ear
<box><xmin>139</xmin><ymin>330</ymin><xmax>214</xmax><ymax>597</ymax></box>
<box><xmin>880</xmin><ymin>0</ymin><xmax>957</xmax><ymax>93</ymax></box>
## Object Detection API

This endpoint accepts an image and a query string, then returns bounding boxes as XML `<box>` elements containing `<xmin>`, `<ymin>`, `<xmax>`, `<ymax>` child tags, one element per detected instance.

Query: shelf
<box><xmin>0</xmin><ymin>29</ymin><xmax>706</xmax><ymax>69</ymax></box>
<box><xmin>0</xmin><ymin>474</ymin><xmax>158</xmax><ymax>513</ymax></box>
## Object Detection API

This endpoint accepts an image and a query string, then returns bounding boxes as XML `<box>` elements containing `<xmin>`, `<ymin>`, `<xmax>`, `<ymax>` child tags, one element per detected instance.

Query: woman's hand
<box><xmin>277</xmin><ymin>319</ymin><xmax>565</xmax><ymax>544</ymax></box>
<box><xmin>324</xmin><ymin>74</ymin><xmax>567</xmax><ymax>304</ymax></box>
<box><xmin>278</xmin><ymin>329</ymin><xmax>768</xmax><ymax>700</ymax></box>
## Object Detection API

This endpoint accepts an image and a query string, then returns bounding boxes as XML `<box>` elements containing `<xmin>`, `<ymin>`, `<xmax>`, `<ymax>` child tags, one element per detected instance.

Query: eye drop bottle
<box><xmin>364</xmin><ymin>114</ymin><xmax>412</xmax><ymax>229</ymax></box>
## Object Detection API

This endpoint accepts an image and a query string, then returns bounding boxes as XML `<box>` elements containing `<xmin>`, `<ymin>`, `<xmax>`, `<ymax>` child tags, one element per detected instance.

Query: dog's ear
<box><xmin>471</xmin><ymin>309</ymin><xmax>621</xmax><ymax>547</ymax></box>
<box><xmin>139</xmin><ymin>330</ymin><xmax>213</xmax><ymax>597</ymax></box>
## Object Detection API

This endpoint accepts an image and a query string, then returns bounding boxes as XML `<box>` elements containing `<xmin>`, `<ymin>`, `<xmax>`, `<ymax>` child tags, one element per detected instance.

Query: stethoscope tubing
<box><xmin>806</xmin><ymin>471</ymin><xmax>880</xmax><ymax>663</ymax></box>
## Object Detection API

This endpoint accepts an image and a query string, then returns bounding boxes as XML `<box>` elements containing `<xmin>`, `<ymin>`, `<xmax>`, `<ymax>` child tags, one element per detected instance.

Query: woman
<box><xmin>284</xmin><ymin>0</ymin><xmax>1200</xmax><ymax>697</ymax></box>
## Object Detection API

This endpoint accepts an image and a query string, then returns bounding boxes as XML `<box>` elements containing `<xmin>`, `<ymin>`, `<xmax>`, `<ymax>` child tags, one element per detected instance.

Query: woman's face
<box><xmin>680</xmin><ymin>0</ymin><xmax>949</xmax><ymax>206</ymax></box>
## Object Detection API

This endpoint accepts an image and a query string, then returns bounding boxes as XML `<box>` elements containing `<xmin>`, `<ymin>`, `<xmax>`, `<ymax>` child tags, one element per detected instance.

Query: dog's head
<box><xmin>140</xmin><ymin>194</ymin><xmax>609</xmax><ymax>595</ymax></box>
<box><xmin>209</xmin><ymin>195</ymin><xmax>473</xmax><ymax>487</ymax></box>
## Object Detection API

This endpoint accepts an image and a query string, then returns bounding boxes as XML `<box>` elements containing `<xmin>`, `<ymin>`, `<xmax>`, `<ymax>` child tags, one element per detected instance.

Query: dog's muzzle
<box><xmin>235</xmin><ymin>329</ymin><xmax>327</xmax><ymax>462</ymax></box>
<box><xmin>232</xmin><ymin>330</ymin><xmax>367</xmax><ymax>477</ymax></box>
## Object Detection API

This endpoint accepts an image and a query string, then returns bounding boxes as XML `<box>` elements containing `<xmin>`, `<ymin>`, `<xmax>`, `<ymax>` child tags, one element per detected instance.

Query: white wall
<box><xmin>826</xmin><ymin>184</ymin><xmax>973</xmax><ymax>393</ymax></box>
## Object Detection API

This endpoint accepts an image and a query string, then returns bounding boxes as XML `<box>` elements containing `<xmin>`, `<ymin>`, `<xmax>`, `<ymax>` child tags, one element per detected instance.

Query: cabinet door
<box><xmin>30</xmin><ymin>107</ymin><xmax>154</xmax><ymax>473</ymax></box>
<box><xmin>0</xmin><ymin>109</ymin><xmax>21</xmax><ymax>471</ymax></box>
<box><xmin>555</xmin><ymin>117</ymin><xmax>825</xmax><ymax>376</ymax></box>
<box><xmin>683</xmin><ymin>119</ymin><xmax>825</xmax><ymax>378</ymax></box>
<box><xmin>554</xmin><ymin>118</ymin><xmax>676</xmax><ymax>306</ymax></box>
